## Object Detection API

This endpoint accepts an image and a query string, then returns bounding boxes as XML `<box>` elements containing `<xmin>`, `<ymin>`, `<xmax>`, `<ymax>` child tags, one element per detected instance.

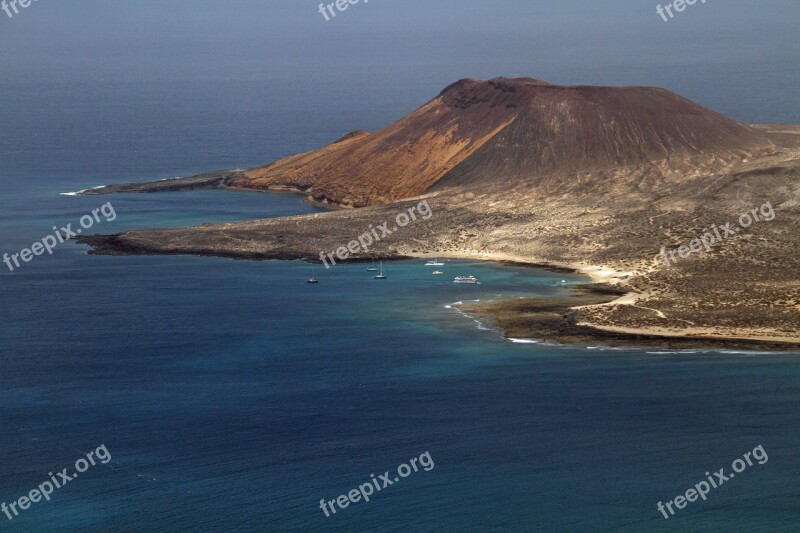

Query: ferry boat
<box><xmin>453</xmin><ymin>276</ymin><xmax>479</xmax><ymax>284</ymax></box>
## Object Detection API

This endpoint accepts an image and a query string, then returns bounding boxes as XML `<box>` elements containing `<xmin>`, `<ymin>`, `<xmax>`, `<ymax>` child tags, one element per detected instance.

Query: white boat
<box><xmin>425</xmin><ymin>258</ymin><xmax>445</xmax><ymax>266</ymax></box>
<box><xmin>453</xmin><ymin>276</ymin><xmax>479</xmax><ymax>284</ymax></box>
<box><xmin>432</xmin><ymin>270</ymin><xmax>444</xmax><ymax>276</ymax></box>
<box><xmin>374</xmin><ymin>262</ymin><xmax>387</xmax><ymax>280</ymax></box>
<box><xmin>307</xmin><ymin>267</ymin><xmax>319</xmax><ymax>284</ymax></box>
<box><xmin>367</xmin><ymin>258</ymin><xmax>377</xmax><ymax>272</ymax></box>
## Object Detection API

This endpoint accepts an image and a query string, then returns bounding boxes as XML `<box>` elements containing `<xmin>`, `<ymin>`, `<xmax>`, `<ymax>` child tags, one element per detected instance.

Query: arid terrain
<box><xmin>78</xmin><ymin>78</ymin><xmax>800</xmax><ymax>349</ymax></box>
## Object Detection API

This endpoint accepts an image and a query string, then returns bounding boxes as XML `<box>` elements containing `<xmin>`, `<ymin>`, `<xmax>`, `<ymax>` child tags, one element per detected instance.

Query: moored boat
<box><xmin>374</xmin><ymin>261</ymin><xmax>387</xmax><ymax>280</ymax></box>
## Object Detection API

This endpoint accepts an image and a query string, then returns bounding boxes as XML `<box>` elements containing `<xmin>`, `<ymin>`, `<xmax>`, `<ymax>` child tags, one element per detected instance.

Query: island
<box><xmin>76</xmin><ymin>77</ymin><xmax>800</xmax><ymax>350</ymax></box>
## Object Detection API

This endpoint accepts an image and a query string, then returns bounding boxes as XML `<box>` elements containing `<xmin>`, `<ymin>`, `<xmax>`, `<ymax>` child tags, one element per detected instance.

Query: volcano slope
<box><xmin>78</xmin><ymin>78</ymin><xmax>800</xmax><ymax>349</ymax></box>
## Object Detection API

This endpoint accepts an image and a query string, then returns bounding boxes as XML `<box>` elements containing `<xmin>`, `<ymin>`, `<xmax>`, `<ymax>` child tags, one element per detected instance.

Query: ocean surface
<box><xmin>2</xmin><ymin>33</ymin><xmax>800</xmax><ymax>532</ymax></box>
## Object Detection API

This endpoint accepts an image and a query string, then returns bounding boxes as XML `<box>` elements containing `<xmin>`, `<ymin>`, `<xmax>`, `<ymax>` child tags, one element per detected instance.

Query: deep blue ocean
<box><xmin>2</xmin><ymin>13</ymin><xmax>800</xmax><ymax>530</ymax></box>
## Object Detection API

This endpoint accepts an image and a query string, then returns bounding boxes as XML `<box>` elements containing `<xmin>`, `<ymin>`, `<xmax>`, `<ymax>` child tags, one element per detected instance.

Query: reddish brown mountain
<box><xmin>236</xmin><ymin>77</ymin><xmax>774</xmax><ymax>206</ymax></box>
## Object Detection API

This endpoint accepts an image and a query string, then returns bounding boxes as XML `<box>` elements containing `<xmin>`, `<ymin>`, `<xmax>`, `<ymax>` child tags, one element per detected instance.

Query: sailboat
<box><xmin>424</xmin><ymin>257</ymin><xmax>445</xmax><ymax>266</ymax></box>
<box><xmin>373</xmin><ymin>261</ymin><xmax>387</xmax><ymax>280</ymax></box>
<box><xmin>307</xmin><ymin>267</ymin><xmax>319</xmax><ymax>284</ymax></box>
<box><xmin>367</xmin><ymin>258</ymin><xmax>378</xmax><ymax>272</ymax></box>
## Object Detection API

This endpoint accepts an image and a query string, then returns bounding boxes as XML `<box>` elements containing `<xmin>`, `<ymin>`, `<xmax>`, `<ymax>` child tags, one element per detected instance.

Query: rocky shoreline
<box><xmin>79</xmin><ymin>170</ymin><xmax>244</xmax><ymax>196</ymax></box>
<box><xmin>465</xmin><ymin>284</ymin><xmax>800</xmax><ymax>352</ymax></box>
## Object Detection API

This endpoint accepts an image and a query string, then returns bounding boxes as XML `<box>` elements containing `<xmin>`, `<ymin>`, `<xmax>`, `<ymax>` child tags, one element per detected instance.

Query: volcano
<box><xmin>237</xmin><ymin>77</ymin><xmax>774</xmax><ymax>206</ymax></box>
